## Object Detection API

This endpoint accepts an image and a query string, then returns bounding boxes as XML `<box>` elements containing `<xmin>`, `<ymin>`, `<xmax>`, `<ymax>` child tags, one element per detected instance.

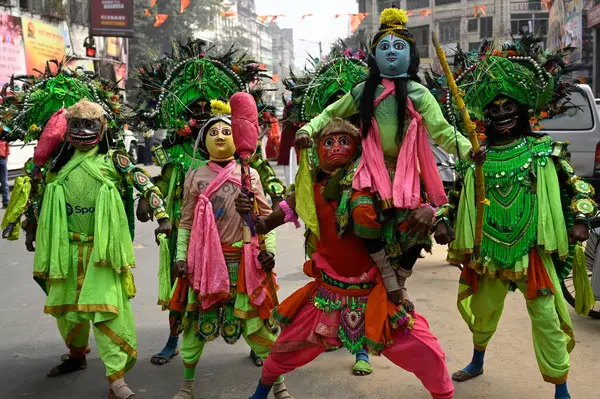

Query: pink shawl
<box><xmin>353</xmin><ymin>78</ymin><xmax>448</xmax><ymax>208</ymax></box>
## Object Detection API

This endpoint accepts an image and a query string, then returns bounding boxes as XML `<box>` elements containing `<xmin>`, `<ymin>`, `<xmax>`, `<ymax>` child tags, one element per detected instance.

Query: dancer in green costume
<box><xmin>31</xmin><ymin>99</ymin><xmax>172</xmax><ymax>399</ymax></box>
<box><xmin>431</xmin><ymin>35</ymin><xmax>596</xmax><ymax>399</ymax></box>
<box><xmin>134</xmin><ymin>39</ymin><xmax>285</xmax><ymax>367</ymax></box>
<box><xmin>0</xmin><ymin>65</ymin><xmax>140</xmax><ymax>365</ymax></box>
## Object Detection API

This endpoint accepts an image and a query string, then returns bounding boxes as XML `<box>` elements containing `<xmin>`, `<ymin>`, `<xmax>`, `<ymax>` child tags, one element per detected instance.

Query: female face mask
<box><xmin>375</xmin><ymin>34</ymin><xmax>411</xmax><ymax>78</ymax></box>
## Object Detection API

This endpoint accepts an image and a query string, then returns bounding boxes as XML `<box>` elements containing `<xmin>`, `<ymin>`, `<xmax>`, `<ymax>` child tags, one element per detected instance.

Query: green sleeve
<box><xmin>552</xmin><ymin>143</ymin><xmax>597</xmax><ymax>225</ymax></box>
<box><xmin>264</xmin><ymin>229</ymin><xmax>276</xmax><ymax>254</ymax></box>
<box><xmin>250</xmin><ymin>150</ymin><xmax>286</xmax><ymax>202</ymax></box>
<box><xmin>297</xmin><ymin>89</ymin><xmax>359</xmax><ymax>137</ymax></box>
<box><xmin>410</xmin><ymin>82</ymin><xmax>472</xmax><ymax>161</ymax></box>
<box><xmin>176</xmin><ymin>228</ymin><xmax>190</xmax><ymax>261</ymax></box>
<box><xmin>112</xmin><ymin>150</ymin><xmax>168</xmax><ymax>220</ymax></box>
<box><xmin>153</xmin><ymin>164</ymin><xmax>174</xmax><ymax>198</ymax></box>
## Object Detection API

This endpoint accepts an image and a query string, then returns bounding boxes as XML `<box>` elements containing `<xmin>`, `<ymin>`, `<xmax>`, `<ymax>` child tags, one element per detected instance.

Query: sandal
<box><xmin>47</xmin><ymin>356</ymin><xmax>87</xmax><ymax>377</ymax></box>
<box><xmin>352</xmin><ymin>359</ymin><xmax>373</xmax><ymax>376</ymax></box>
<box><xmin>451</xmin><ymin>367</ymin><xmax>484</xmax><ymax>382</ymax></box>
<box><xmin>150</xmin><ymin>346</ymin><xmax>180</xmax><ymax>366</ymax></box>
<box><xmin>250</xmin><ymin>350</ymin><xmax>263</xmax><ymax>367</ymax></box>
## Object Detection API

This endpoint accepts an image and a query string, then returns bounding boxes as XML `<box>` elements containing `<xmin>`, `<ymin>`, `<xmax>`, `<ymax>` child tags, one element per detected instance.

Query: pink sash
<box><xmin>353</xmin><ymin>78</ymin><xmax>448</xmax><ymax>208</ymax></box>
<box><xmin>187</xmin><ymin>161</ymin><xmax>240</xmax><ymax>310</ymax></box>
<box><xmin>187</xmin><ymin>161</ymin><xmax>270</xmax><ymax>310</ymax></box>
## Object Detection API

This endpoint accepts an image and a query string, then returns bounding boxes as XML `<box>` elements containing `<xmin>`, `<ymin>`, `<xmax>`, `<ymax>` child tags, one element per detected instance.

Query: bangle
<box><xmin>420</xmin><ymin>203</ymin><xmax>437</xmax><ymax>223</ymax></box>
<box><xmin>280</xmin><ymin>200</ymin><xmax>301</xmax><ymax>229</ymax></box>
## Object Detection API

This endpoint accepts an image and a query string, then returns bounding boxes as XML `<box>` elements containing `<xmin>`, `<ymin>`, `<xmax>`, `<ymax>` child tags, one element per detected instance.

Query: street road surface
<box><xmin>1</xmin><ymin>166</ymin><xmax>599</xmax><ymax>398</ymax></box>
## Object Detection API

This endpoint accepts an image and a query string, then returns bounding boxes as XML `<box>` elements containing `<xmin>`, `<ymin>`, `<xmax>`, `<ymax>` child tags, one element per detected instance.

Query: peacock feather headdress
<box><xmin>134</xmin><ymin>38</ymin><xmax>245</xmax><ymax>135</ymax></box>
<box><xmin>428</xmin><ymin>33</ymin><xmax>580</xmax><ymax>133</ymax></box>
<box><xmin>0</xmin><ymin>60</ymin><xmax>122</xmax><ymax>143</ymax></box>
<box><xmin>301</xmin><ymin>41</ymin><xmax>369</xmax><ymax>122</ymax></box>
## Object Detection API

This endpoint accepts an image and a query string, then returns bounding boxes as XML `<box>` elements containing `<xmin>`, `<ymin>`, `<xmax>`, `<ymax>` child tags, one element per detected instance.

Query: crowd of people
<box><xmin>0</xmin><ymin>6</ymin><xmax>596</xmax><ymax>399</ymax></box>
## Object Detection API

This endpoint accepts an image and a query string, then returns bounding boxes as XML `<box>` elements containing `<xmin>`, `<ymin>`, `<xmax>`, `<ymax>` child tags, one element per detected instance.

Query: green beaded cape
<box><xmin>0</xmin><ymin>60</ymin><xmax>122</xmax><ymax>143</ymax></box>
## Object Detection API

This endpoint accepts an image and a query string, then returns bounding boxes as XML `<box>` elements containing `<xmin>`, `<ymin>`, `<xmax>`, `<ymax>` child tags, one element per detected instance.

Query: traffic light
<box><xmin>84</xmin><ymin>37</ymin><xmax>96</xmax><ymax>58</ymax></box>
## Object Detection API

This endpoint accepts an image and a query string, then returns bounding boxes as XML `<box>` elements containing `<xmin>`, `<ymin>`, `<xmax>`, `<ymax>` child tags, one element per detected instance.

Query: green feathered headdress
<box><xmin>430</xmin><ymin>34</ymin><xmax>579</xmax><ymax>128</ymax></box>
<box><xmin>301</xmin><ymin>44</ymin><xmax>368</xmax><ymax>122</ymax></box>
<box><xmin>135</xmin><ymin>39</ymin><xmax>245</xmax><ymax>134</ymax></box>
<box><xmin>0</xmin><ymin>60</ymin><xmax>122</xmax><ymax>143</ymax></box>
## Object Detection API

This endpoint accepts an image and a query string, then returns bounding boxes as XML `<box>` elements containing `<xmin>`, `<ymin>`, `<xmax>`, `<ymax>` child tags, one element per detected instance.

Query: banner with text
<box><xmin>91</xmin><ymin>0</ymin><xmax>134</xmax><ymax>37</ymax></box>
<box><xmin>0</xmin><ymin>14</ymin><xmax>26</xmax><ymax>87</ymax></box>
<box><xmin>21</xmin><ymin>17</ymin><xmax>65</xmax><ymax>75</ymax></box>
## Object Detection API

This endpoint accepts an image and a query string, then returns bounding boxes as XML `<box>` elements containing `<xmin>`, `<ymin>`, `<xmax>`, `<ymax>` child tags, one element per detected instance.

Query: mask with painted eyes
<box><xmin>316</xmin><ymin>132</ymin><xmax>359</xmax><ymax>174</ymax></box>
<box><xmin>485</xmin><ymin>96</ymin><xmax>520</xmax><ymax>139</ymax></box>
<box><xmin>204</xmin><ymin>121</ymin><xmax>236</xmax><ymax>161</ymax></box>
<box><xmin>375</xmin><ymin>34</ymin><xmax>411</xmax><ymax>78</ymax></box>
<box><xmin>66</xmin><ymin>118</ymin><xmax>104</xmax><ymax>152</ymax></box>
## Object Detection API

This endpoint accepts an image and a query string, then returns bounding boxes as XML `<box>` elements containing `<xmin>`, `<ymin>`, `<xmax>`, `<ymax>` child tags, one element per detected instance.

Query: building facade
<box><xmin>197</xmin><ymin>0</ymin><xmax>294</xmax><ymax>107</ymax></box>
<box><xmin>0</xmin><ymin>0</ymin><xmax>128</xmax><ymax>87</ymax></box>
<box><xmin>357</xmin><ymin>0</ymin><xmax>593</xmax><ymax>84</ymax></box>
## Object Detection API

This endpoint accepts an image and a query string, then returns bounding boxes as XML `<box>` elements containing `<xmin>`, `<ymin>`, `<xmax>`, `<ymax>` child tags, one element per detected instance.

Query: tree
<box><xmin>130</xmin><ymin>0</ymin><xmax>224</xmax><ymax>69</ymax></box>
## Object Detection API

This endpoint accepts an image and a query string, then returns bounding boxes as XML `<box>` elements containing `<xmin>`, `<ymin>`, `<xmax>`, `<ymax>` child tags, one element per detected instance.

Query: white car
<box><xmin>123</xmin><ymin>129</ymin><xmax>138</xmax><ymax>164</ymax></box>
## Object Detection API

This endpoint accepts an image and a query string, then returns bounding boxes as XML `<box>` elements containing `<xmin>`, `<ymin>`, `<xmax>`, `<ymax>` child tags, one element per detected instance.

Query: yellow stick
<box><xmin>431</xmin><ymin>32</ymin><xmax>486</xmax><ymax>259</ymax></box>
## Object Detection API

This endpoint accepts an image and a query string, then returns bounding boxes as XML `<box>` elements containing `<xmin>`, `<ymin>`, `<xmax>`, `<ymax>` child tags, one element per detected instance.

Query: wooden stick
<box><xmin>432</xmin><ymin>32</ymin><xmax>486</xmax><ymax>259</ymax></box>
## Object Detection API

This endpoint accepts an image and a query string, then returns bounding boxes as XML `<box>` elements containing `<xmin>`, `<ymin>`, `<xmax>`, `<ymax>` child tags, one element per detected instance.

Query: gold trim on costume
<box><xmin>76</xmin><ymin>244</ymin><xmax>85</xmax><ymax>303</ymax></box>
<box><xmin>542</xmin><ymin>372</ymin><xmax>568</xmax><ymax>385</ymax></box>
<box><xmin>96</xmin><ymin>322</ymin><xmax>138</xmax><ymax>360</ymax></box>
<box><xmin>474</xmin><ymin>344</ymin><xmax>487</xmax><ymax>352</ymax></box>
<box><xmin>44</xmin><ymin>304</ymin><xmax>120</xmax><ymax>315</ymax></box>
<box><xmin>183</xmin><ymin>361</ymin><xmax>198</xmax><ymax>369</ymax></box>
<box><xmin>246</xmin><ymin>333</ymin><xmax>275</xmax><ymax>349</ymax></box>
<box><xmin>233</xmin><ymin>308</ymin><xmax>260</xmax><ymax>320</ymax></box>
<box><xmin>65</xmin><ymin>323</ymin><xmax>84</xmax><ymax>348</ymax></box>
<box><xmin>107</xmin><ymin>369</ymin><xmax>125</xmax><ymax>384</ymax></box>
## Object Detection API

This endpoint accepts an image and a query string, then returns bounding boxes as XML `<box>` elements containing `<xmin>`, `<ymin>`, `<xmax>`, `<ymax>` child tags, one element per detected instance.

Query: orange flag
<box><xmin>474</xmin><ymin>5</ymin><xmax>487</xmax><ymax>17</ymax></box>
<box><xmin>257</xmin><ymin>15</ymin><xmax>269</xmax><ymax>23</ymax></box>
<box><xmin>154</xmin><ymin>14</ymin><xmax>168</xmax><ymax>27</ymax></box>
<box><xmin>407</xmin><ymin>10</ymin><xmax>414</xmax><ymax>16</ymax></box>
<box><xmin>349</xmin><ymin>13</ymin><xmax>368</xmax><ymax>33</ymax></box>
<box><xmin>541</xmin><ymin>0</ymin><xmax>551</xmax><ymax>10</ymax></box>
<box><xmin>420</xmin><ymin>9</ymin><xmax>432</xmax><ymax>17</ymax></box>
<box><xmin>301</xmin><ymin>14</ymin><xmax>313</xmax><ymax>20</ymax></box>
<box><xmin>272</xmin><ymin>74</ymin><xmax>280</xmax><ymax>83</ymax></box>
<box><xmin>220</xmin><ymin>10</ymin><xmax>237</xmax><ymax>17</ymax></box>
<box><xmin>180</xmin><ymin>0</ymin><xmax>190</xmax><ymax>13</ymax></box>
<box><xmin>151</xmin><ymin>0</ymin><xmax>157</xmax><ymax>7</ymax></box>
<box><xmin>144</xmin><ymin>8</ymin><xmax>152</xmax><ymax>17</ymax></box>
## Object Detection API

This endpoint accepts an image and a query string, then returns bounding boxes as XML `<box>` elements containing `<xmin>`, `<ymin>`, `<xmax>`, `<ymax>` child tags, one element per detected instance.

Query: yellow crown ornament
<box><xmin>210</xmin><ymin>99</ymin><xmax>231</xmax><ymax>116</ymax></box>
<box><xmin>380</xmin><ymin>7</ymin><xmax>408</xmax><ymax>28</ymax></box>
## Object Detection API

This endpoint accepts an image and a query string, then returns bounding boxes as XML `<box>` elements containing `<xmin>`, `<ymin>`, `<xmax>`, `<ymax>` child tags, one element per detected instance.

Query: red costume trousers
<box><xmin>261</xmin><ymin>312</ymin><xmax>454</xmax><ymax>399</ymax></box>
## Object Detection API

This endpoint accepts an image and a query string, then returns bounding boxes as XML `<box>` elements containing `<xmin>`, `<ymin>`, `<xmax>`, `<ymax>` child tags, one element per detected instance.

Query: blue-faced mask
<box><xmin>375</xmin><ymin>34</ymin><xmax>411</xmax><ymax>78</ymax></box>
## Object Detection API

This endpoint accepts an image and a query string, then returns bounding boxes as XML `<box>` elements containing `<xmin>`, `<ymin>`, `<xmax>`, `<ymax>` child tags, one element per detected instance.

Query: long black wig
<box><xmin>359</xmin><ymin>36</ymin><xmax>422</xmax><ymax>146</ymax></box>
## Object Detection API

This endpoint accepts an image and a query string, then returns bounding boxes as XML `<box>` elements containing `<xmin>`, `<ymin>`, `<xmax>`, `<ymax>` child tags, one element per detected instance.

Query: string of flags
<box><xmin>145</xmin><ymin>1</ymin><xmax>553</xmax><ymax>29</ymax></box>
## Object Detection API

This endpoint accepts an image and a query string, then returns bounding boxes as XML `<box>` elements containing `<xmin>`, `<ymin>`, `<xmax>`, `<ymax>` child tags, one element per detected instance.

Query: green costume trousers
<box><xmin>180</xmin><ymin>316</ymin><xmax>275</xmax><ymax>369</ymax></box>
<box><xmin>465</xmin><ymin>274</ymin><xmax>570</xmax><ymax>384</ymax></box>
<box><xmin>46</xmin><ymin>237</ymin><xmax>137</xmax><ymax>383</ymax></box>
